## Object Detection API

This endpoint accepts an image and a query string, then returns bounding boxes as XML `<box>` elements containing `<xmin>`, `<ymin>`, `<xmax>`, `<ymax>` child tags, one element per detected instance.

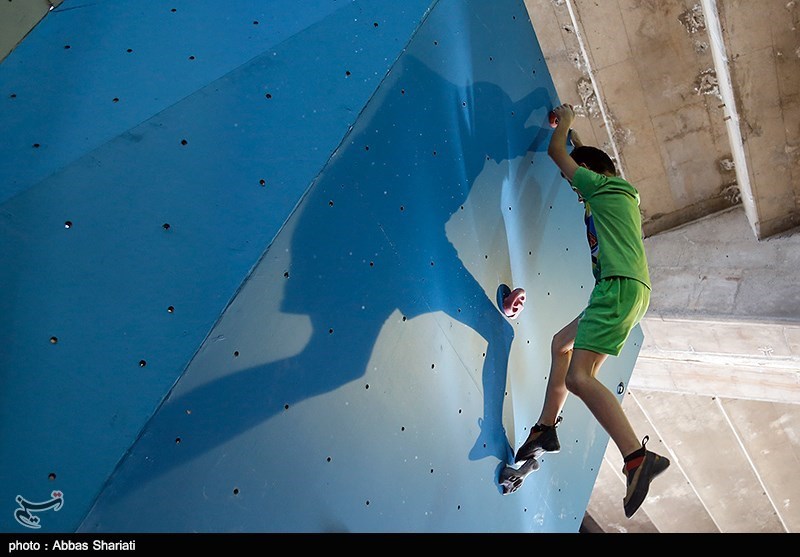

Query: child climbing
<box><xmin>505</xmin><ymin>103</ymin><xmax>670</xmax><ymax>519</ymax></box>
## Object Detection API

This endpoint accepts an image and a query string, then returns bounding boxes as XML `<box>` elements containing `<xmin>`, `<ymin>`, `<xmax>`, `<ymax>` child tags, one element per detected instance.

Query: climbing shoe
<box><xmin>514</xmin><ymin>416</ymin><xmax>562</xmax><ymax>463</ymax></box>
<box><xmin>622</xmin><ymin>435</ymin><xmax>670</xmax><ymax>518</ymax></box>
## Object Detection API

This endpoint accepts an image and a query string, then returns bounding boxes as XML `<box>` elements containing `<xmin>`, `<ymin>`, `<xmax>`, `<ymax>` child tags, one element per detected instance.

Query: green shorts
<box><xmin>574</xmin><ymin>277</ymin><xmax>650</xmax><ymax>357</ymax></box>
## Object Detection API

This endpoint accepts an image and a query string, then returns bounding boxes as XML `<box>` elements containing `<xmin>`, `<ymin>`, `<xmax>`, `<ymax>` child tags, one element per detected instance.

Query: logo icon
<box><xmin>14</xmin><ymin>491</ymin><xmax>64</xmax><ymax>529</ymax></box>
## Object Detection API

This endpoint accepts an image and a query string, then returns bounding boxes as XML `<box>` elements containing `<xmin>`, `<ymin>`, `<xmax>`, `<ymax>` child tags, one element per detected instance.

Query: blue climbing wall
<box><xmin>0</xmin><ymin>0</ymin><xmax>643</xmax><ymax>533</ymax></box>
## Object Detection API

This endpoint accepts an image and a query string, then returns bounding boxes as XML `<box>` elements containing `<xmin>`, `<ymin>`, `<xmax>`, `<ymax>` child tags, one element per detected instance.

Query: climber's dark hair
<box><xmin>570</xmin><ymin>146</ymin><xmax>616</xmax><ymax>176</ymax></box>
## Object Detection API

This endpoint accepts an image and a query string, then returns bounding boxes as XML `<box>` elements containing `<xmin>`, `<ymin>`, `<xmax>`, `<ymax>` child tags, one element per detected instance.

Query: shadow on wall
<box><xmin>112</xmin><ymin>55</ymin><xmax>556</xmax><ymax>490</ymax></box>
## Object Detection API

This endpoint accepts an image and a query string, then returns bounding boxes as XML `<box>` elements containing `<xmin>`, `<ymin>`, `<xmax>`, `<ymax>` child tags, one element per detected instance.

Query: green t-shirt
<box><xmin>571</xmin><ymin>166</ymin><xmax>651</xmax><ymax>289</ymax></box>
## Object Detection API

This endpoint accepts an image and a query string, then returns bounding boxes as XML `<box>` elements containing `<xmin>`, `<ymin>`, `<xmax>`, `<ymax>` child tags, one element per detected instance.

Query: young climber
<box><xmin>516</xmin><ymin>103</ymin><xmax>670</xmax><ymax>518</ymax></box>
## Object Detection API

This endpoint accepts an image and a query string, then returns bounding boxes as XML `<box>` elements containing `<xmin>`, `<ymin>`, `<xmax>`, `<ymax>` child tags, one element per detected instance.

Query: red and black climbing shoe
<box><xmin>622</xmin><ymin>435</ymin><xmax>671</xmax><ymax>518</ymax></box>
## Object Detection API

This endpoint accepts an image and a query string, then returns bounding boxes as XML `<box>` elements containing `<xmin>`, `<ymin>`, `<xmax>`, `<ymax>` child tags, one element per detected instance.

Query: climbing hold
<box><xmin>503</xmin><ymin>287</ymin><xmax>526</xmax><ymax>318</ymax></box>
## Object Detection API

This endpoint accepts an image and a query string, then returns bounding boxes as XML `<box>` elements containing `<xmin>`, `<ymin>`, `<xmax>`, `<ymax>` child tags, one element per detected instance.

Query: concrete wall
<box><xmin>633</xmin><ymin>206</ymin><xmax>800</xmax><ymax>404</ymax></box>
<box><xmin>0</xmin><ymin>0</ymin><xmax>64</xmax><ymax>65</ymax></box>
<box><xmin>1</xmin><ymin>0</ymin><xmax>643</xmax><ymax>533</ymax></box>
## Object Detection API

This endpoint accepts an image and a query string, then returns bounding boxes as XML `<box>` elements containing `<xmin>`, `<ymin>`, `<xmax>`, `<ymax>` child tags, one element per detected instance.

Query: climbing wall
<box><xmin>0</xmin><ymin>0</ymin><xmax>643</xmax><ymax>533</ymax></box>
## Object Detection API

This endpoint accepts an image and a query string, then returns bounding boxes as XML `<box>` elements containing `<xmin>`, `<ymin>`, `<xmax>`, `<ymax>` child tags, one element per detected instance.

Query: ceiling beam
<box><xmin>633</xmin><ymin>316</ymin><xmax>800</xmax><ymax>404</ymax></box>
<box><xmin>631</xmin><ymin>356</ymin><xmax>800</xmax><ymax>404</ymax></box>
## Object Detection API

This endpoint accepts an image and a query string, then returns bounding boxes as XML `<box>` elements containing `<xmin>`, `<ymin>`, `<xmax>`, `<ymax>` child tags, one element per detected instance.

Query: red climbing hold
<box><xmin>503</xmin><ymin>287</ymin><xmax>526</xmax><ymax>318</ymax></box>
<box><xmin>549</xmin><ymin>110</ymin><xmax>559</xmax><ymax>128</ymax></box>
